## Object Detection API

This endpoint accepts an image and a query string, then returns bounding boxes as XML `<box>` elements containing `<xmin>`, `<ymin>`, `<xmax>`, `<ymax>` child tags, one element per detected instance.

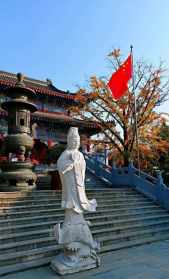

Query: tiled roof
<box><xmin>33</xmin><ymin>111</ymin><xmax>100</xmax><ymax>129</ymax></box>
<box><xmin>0</xmin><ymin>71</ymin><xmax>101</xmax><ymax>132</ymax></box>
<box><xmin>0</xmin><ymin>109</ymin><xmax>100</xmax><ymax>130</ymax></box>
<box><xmin>0</xmin><ymin>70</ymin><xmax>75</xmax><ymax>100</ymax></box>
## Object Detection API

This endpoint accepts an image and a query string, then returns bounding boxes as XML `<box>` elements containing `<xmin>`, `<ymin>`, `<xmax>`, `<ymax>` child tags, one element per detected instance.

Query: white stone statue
<box><xmin>51</xmin><ymin>127</ymin><xmax>100</xmax><ymax>275</ymax></box>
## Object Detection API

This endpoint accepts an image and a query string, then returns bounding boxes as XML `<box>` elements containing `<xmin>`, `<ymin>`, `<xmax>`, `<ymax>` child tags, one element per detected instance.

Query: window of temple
<box><xmin>20</xmin><ymin>119</ymin><xmax>25</xmax><ymax>126</ymax></box>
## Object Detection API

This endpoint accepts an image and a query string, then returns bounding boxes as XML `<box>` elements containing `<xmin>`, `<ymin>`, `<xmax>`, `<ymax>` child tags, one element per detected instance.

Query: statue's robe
<box><xmin>57</xmin><ymin>149</ymin><xmax>97</xmax><ymax>214</ymax></box>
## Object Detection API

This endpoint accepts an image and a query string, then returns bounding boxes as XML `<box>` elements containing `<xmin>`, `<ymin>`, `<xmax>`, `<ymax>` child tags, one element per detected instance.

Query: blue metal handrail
<box><xmin>84</xmin><ymin>153</ymin><xmax>169</xmax><ymax>211</ymax></box>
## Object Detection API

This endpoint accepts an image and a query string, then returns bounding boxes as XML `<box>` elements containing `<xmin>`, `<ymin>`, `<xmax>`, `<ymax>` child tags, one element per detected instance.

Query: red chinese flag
<box><xmin>107</xmin><ymin>54</ymin><xmax>132</xmax><ymax>100</ymax></box>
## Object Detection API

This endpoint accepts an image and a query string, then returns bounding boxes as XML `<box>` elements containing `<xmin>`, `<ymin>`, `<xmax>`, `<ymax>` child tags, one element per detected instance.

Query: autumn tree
<box><xmin>156</xmin><ymin>122</ymin><xmax>169</xmax><ymax>184</ymax></box>
<box><xmin>70</xmin><ymin>49</ymin><xmax>169</xmax><ymax>167</ymax></box>
<box><xmin>135</xmin><ymin>116</ymin><xmax>169</xmax><ymax>172</ymax></box>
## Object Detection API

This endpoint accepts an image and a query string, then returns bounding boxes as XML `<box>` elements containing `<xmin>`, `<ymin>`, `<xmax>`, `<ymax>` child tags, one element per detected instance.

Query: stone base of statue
<box><xmin>51</xmin><ymin>209</ymin><xmax>100</xmax><ymax>275</ymax></box>
<box><xmin>51</xmin><ymin>247</ymin><xmax>100</xmax><ymax>275</ymax></box>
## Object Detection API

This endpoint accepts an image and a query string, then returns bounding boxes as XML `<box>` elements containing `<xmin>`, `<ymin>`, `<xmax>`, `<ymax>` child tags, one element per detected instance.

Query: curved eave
<box><xmin>2</xmin><ymin>99</ymin><xmax>37</xmax><ymax>112</ymax></box>
<box><xmin>32</xmin><ymin>111</ymin><xmax>101</xmax><ymax>131</ymax></box>
<box><xmin>0</xmin><ymin>79</ymin><xmax>75</xmax><ymax>100</ymax></box>
<box><xmin>0</xmin><ymin>109</ymin><xmax>101</xmax><ymax>133</ymax></box>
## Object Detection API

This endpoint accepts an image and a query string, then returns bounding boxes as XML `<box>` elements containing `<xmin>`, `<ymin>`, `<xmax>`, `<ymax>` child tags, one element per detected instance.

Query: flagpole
<box><xmin>130</xmin><ymin>45</ymin><xmax>140</xmax><ymax>174</ymax></box>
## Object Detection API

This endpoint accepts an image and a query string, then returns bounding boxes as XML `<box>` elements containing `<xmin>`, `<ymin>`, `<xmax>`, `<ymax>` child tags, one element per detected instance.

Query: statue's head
<box><xmin>67</xmin><ymin>127</ymin><xmax>80</xmax><ymax>150</ymax></box>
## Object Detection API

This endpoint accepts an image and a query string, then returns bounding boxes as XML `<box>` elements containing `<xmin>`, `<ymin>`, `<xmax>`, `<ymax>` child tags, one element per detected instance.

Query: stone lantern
<box><xmin>0</xmin><ymin>73</ymin><xmax>37</xmax><ymax>191</ymax></box>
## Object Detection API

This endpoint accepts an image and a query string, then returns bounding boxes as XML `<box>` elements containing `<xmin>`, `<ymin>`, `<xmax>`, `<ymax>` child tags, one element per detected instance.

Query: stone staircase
<box><xmin>35</xmin><ymin>170</ymin><xmax>107</xmax><ymax>191</ymax></box>
<box><xmin>0</xmin><ymin>171</ymin><xmax>169</xmax><ymax>276</ymax></box>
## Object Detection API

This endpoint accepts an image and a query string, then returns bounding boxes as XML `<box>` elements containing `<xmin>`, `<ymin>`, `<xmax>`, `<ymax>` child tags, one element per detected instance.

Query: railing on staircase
<box><xmin>84</xmin><ymin>153</ymin><xmax>112</xmax><ymax>185</ymax></box>
<box><xmin>84</xmin><ymin>153</ymin><xmax>169</xmax><ymax>211</ymax></box>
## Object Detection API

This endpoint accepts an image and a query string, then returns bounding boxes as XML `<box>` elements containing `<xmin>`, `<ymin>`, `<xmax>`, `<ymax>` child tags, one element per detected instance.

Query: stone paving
<box><xmin>2</xmin><ymin>240</ymin><xmax>169</xmax><ymax>279</ymax></box>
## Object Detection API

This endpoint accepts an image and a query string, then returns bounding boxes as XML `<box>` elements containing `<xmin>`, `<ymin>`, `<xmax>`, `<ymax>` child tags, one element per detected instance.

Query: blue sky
<box><xmin>1</xmin><ymin>0</ymin><xmax>169</xmax><ymax>111</ymax></box>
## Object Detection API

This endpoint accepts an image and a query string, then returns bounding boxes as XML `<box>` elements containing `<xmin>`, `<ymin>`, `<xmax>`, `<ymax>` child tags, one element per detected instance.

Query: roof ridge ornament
<box><xmin>16</xmin><ymin>72</ymin><xmax>25</xmax><ymax>87</ymax></box>
<box><xmin>46</xmin><ymin>78</ymin><xmax>53</xmax><ymax>85</ymax></box>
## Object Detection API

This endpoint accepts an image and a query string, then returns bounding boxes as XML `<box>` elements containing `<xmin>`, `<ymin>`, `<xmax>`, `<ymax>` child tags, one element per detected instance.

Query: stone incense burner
<box><xmin>0</xmin><ymin>73</ymin><xmax>37</xmax><ymax>191</ymax></box>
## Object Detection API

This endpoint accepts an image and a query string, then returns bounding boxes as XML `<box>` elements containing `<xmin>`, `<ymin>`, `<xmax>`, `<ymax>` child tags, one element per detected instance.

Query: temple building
<box><xmin>0</xmin><ymin>71</ymin><xmax>100</xmax><ymax>163</ymax></box>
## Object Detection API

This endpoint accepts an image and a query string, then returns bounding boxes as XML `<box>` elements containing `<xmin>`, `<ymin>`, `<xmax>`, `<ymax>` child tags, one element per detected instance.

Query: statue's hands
<box><xmin>62</xmin><ymin>163</ymin><xmax>74</xmax><ymax>174</ymax></box>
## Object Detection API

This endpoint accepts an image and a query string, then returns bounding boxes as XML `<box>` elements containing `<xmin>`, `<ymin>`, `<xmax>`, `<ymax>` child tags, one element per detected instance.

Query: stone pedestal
<box><xmin>51</xmin><ymin>251</ymin><xmax>99</xmax><ymax>275</ymax></box>
<box><xmin>51</xmin><ymin>209</ymin><xmax>100</xmax><ymax>275</ymax></box>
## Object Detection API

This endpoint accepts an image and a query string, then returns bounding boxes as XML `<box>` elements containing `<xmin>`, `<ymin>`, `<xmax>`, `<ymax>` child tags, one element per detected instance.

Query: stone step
<box><xmin>0</xmin><ymin>195</ymin><xmax>145</xmax><ymax>206</ymax></box>
<box><xmin>91</xmin><ymin>213</ymin><xmax>169</xmax><ymax>228</ymax></box>
<box><xmin>1</xmin><ymin>207</ymin><xmax>165</xmax><ymax>221</ymax></box>
<box><xmin>0</xmin><ymin>190</ymin><xmax>132</xmax><ymax>195</ymax></box>
<box><xmin>0</xmin><ymin>205</ymin><xmax>163</xmax><ymax>219</ymax></box>
<box><xmin>0</xmin><ymin>189</ymin><xmax>138</xmax><ymax>198</ymax></box>
<box><xmin>0</xmin><ymin>188</ymin><xmax>135</xmax><ymax>196</ymax></box>
<box><xmin>0</xmin><ymin>245</ymin><xmax>60</xmax><ymax>268</ymax></box>
<box><xmin>1</xmin><ymin>221</ymin><xmax>169</xmax><ymax>268</ymax></box>
<box><xmin>0</xmin><ymin>200</ymin><xmax>155</xmax><ymax>213</ymax></box>
<box><xmin>100</xmin><ymin>232</ymin><xmax>169</xmax><ymax>253</ymax></box>
<box><xmin>0</xmin><ymin>207</ymin><xmax>167</xmax><ymax>228</ymax></box>
<box><xmin>0</xmin><ymin>209</ymin><xmax>168</xmax><ymax>239</ymax></box>
<box><xmin>0</xmin><ymin>191</ymin><xmax>141</xmax><ymax>201</ymax></box>
<box><xmin>0</xmin><ymin>256</ymin><xmax>53</xmax><ymax>277</ymax></box>
<box><xmin>98</xmin><ymin>224</ymin><xmax>169</xmax><ymax>247</ymax></box>
<box><xmin>0</xmin><ymin>215</ymin><xmax>168</xmax><ymax>245</ymax></box>
<box><xmin>1</xmin><ymin>183</ymin><xmax>168</xmax><ymax>276</ymax></box>
<box><xmin>0</xmin><ymin>197</ymin><xmax>151</xmax><ymax>208</ymax></box>
<box><xmin>1</xmin><ymin>210</ymin><xmax>168</xmax><ymax>235</ymax></box>
<box><xmin>88</xmin><ymin>215</ymin><xmax>169</xmax><ymax>232</ymax></box>
<box><xmin>1</xmin><ymin>231</ymin><xmax>169</xmax><ymax>277</ymax></box>
<box><xmin>0</xmin><ymin>205</ymin><xmax>161</xmax><ymax>233</ymax></box>
<box><xmin>1</xmin><ymin>214</ymin><xmax>169</xmax><ymax>254</ymax></box>
<box><xmin>93</xmin><ymin>219</ymin><xmax>169</xmax><ymax>238</ymax></box>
